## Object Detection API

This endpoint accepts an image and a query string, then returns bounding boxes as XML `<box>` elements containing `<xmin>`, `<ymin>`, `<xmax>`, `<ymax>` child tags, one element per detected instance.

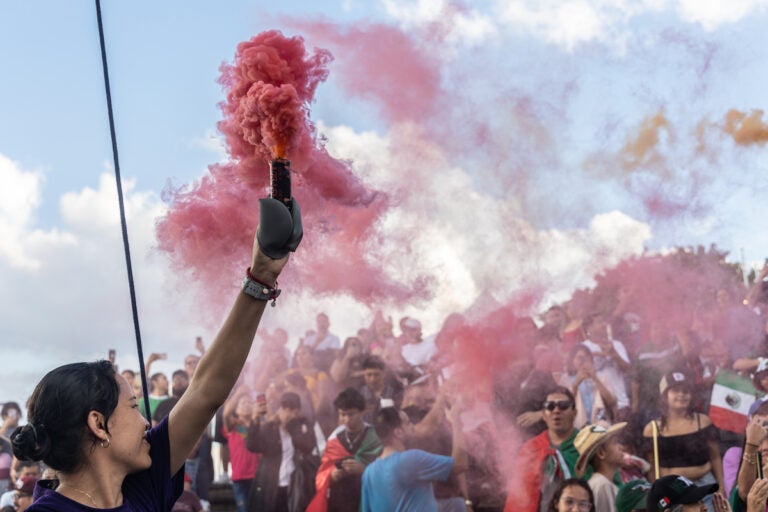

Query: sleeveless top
<box><xmin>652</xmin><ymin>414</ymin><xmax>716</xmax><ymax>467</ymax></box>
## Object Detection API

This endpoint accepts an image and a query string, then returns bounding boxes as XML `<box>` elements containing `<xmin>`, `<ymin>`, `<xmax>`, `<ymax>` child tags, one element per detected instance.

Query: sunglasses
<box><xmin>543</xmin><ymin>400</ymin><xmax>573</xmax><ymax>411</ymax></box>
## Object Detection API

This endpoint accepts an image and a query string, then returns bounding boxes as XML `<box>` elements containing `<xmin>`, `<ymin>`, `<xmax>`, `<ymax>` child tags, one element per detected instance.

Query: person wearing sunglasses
<box><xmin>504</xmin><ymin>386</ymin><xmax>582</xmax><ymax>512</ymax></box>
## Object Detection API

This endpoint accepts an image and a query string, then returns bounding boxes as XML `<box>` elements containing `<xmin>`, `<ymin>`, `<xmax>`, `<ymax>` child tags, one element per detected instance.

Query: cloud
<box><xmin>381</xmin><ymin>0</ymin><xmax>768</xmax><ymax>51</ymax></box>
<box><xmin>0</xmin><ymin>153</ymin><xmax>75</xmax><ymax>270</ymax></box>
<box><xmin>0</xmin><ymin>160</ymin><xmax>203</xmax><ymax>405</ymax></box>
<box><xmin>675</xmin><ymin>0</ymin><xmax>768</xmax><ymax>30</ymax></box>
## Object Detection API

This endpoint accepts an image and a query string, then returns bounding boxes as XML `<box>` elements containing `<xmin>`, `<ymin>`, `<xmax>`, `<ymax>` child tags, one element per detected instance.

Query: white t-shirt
<box><xmin>301</xmin><ymin>332</ymin><xmax>341</xmax><ymax>351</ymax></box>
<box><xmin>278</xmin><ymin>427</ymin><xmax>296</xmax><ymax>487</ymax></box>
<box><xmin>401</xmin><ymin>335</ymin><xmax>437</xmax><ymax>367</ymax></box>
<box><xmin>588</xmin><ymin>472</ymin><xmax>618</xmax><ymax>512</ymax></box>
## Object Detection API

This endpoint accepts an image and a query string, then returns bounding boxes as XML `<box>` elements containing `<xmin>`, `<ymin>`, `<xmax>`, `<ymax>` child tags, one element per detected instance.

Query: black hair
<box><xmin>279</xmin><ymin>392</ymin><xmax>301</xmax><ymax>411</ymax></box>
<box><xmin>550</xmin><ymin>478</ymin><xmax>594</xmax><ymax>512</ymax></box>
<box><xmin>333</xmin><ymin>387</ymin><xmax>366</xmax><ymax>411</ymax></box>
<box><xmin>149</xmin><ymin>372</ymin><xmax>166</xmax><ymax>383</ymax></box>
<box><xmin>11</xmin><ymin>360</ymin><xmax>120</xmax><ymax>473</ymax></box>
<box><xmin>1</xmin><ymin>402</ymin><xmax>21</xmax><ymax>419</ymax></box>
<box><xmin>373</xmin><ymin>406</ymin><xmax>402</xmax><ymax>442</ymax></box>
<box><xmin>362</xmin><ymin>355</ymin><xmax>386</xmax><ymax>371</ymax></box>
<box><xmin>285</xmin><ymin>371</ymin><xmax>308</xmax><ymax>390</ymax></box>
<box><xmin>658</xmin><ymin>370</ymin><xmax>696</xmax><ymax>430</ymax></box>
<box><xmin>339</xmin><ymin>337</ymin><xmax>363</xmax><ymax>357</ymax></box>
<box><xmin>545</xmin><ymin>386</ymin><xmax>576</xmax><ymax>408</ymax></box>
<box><xmin>565</xmin><ymin>344</ymin><xmax>594</xmax><ymax>376</ymax></box>
<box><xmin>172</xmin><ymin>369</ymin><xmax>189</xmax><ymax>380</ymax></box>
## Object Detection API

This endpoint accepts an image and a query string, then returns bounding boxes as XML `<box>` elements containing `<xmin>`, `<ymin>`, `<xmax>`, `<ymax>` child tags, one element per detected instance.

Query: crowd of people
<box><xmin>5</xmin><ymin>245</ymin><xmax>768</xmax><ymax>511</ymax></box>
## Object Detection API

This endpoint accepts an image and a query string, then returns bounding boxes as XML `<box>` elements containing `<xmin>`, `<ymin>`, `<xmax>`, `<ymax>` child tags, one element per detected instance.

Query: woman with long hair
<box><xmin>549</xmin><ymin>478</ymin><xmax>594</xmax><ymax>512</ymax></box>
<box><xmin>642</xmin><ymin>370</ymin><xmax>724</xmax><ymax>512</ymax></box>
<box><xmin>10</xmin><ymin>211</ymin><xmax>296</xmax><ymax>511</ymax></box>
<box><xmin>560</xmin><ymin>344</ymin><xmax>617</xmax><ymax>428</ymax></box>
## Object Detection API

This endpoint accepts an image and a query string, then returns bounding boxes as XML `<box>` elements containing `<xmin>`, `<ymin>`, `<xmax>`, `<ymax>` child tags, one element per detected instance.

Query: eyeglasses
<box><xmin>560</xmin><ymin>497</ymin><xmax>592</xmax><ymax>511</ymax></box>
<box><xmin>544</xmin><ymin>400</ymin><xmax>573</xmax><ymax>411</ymax></box>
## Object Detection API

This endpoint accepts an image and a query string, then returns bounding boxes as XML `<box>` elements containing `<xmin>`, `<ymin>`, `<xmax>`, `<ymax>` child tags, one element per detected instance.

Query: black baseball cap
<box><xmin>647</xmin><ymin>475</ymin><xmax>718</xmax><ymax>512</ymax></box>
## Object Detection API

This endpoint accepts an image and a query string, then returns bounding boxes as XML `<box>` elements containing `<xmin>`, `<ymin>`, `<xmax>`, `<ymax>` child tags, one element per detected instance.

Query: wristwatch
<box><xmin>242</xmin><ymin>276</ymin><xmax>281</xmax><ymax>306</ymax></box>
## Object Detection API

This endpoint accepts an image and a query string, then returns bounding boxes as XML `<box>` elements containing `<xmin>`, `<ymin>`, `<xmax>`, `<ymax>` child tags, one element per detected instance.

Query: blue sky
<box><xmin>2</xmin><ymin>0</ymin><xmax>768</xmax><ymax>406</ymax></box>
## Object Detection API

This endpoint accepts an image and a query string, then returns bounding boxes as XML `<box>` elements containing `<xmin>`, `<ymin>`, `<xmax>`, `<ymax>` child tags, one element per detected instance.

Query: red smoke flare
<box><xmin>156</xmin><ymin>31</ymin><xmax>432</xmax><ymax>312</ymax></box>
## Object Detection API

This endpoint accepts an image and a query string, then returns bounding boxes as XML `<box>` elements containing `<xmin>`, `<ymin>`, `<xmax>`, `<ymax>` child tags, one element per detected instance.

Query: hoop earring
<box><xmin>100</xmin><ymin>436</ymin><xmax>110</xmax><ymax>449</ymax></box>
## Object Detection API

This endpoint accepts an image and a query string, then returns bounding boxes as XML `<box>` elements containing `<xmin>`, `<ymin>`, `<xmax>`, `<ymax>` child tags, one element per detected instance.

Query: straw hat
<box><xmin>574</xmin><ymin>422</ymin><xmax>627</xmax><ymax>477</ymax></box>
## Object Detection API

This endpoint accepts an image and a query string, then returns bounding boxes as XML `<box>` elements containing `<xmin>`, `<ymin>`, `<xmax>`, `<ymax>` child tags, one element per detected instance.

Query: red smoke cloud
<box><xmin>156</xmin><ymin>30</ymin><xmax>431</xmax><ymax>310</ymax></box>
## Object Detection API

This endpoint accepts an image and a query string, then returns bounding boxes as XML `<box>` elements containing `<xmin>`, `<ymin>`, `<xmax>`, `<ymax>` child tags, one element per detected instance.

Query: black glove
<box><xmin>257</xmin><ymin>197</ymin><xmax>303</xmax><ymax>259</ymax></box>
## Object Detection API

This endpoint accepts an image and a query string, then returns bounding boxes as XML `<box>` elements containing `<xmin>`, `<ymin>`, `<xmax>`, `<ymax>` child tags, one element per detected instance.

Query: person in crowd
<box><xmin>0</xmin><ymin>403</ymin><xmax>21</xmax><ymax>439</ymax></box>
<box><xmin>631</xmin><ymin>322</ymin><xmax>680</xmax><ymax>425</ymax></box>
<box><xmin>0</xmin><ymin>462</ymin><xmax>40</xmax><ymax>511</ymax></box>
<box><xmin>0</xmin><ymin>437</ymin><xmax>11</xmax><ymax>495</ymax></box>
<box><xmin>300</xmin><ymin>313</ymin><xmax>341</xmax><ymax>372</ymax></box>
<box><xmin>646</xmin><ymin>474</ymin><xmax>726</xmax><ymax>512</ymax></box>
<box><xmin>152</xmin><ymin>370</ymin><xmax>190</xmax><ymax>425</ymax></box>
<box><xmin>329</xmin><ymin>337</ymin><xmax>367</xmax><ymax>390</ymax></box>
<box><xmin>259</xmin><ymin>328</ymin><xmax>292</xmax><ymax>369</ymax></box>
<box><xmin>184</xmin><ymin>354</ymin><xmax>201</xmax><ymax>380</ymax></box>
<box><xmin>9</xmin><ymin>210</ymin><xmax>295</xmax><ymax>510</ymax></box>
<box><xmin>574</xmin><ymin>423</ymin><xmax>628</xmax><ymax>512</ymax></box>
<box><xmin>399</xmin><ymin>317</ymin><xmax>437</xmax><ymax>369</ymax></box>
<box><xmin>222</xmin><ymin>386</ymin><xmax>259</xmax><ymax>512</ymax></box>
<box><xmin>616</xmin><ymin>479</ymin><xmax>651</xmax><ymax>512</ymax></box>
<box><xmin>581</xmin><ymin>313</ymin><xmax>632</xmax><ymax>419</ymax></box>
<box><xmin>504</xmin><ymin>386</ymin><xmax>583</xmax><ymax>512</ymax></box>
<box><xmin>301</xmin><ymin>312</ymin><xmax>341</xmax><ymax>352</ymax></box>
<box><xmin>358</xmin><ymin>355</ymin><xmax>404</xmax><ymax>423</ymax></box>
<box><xmin>308</xmin><ymin>387</ymin><xmax>382</xmax><ymax>512</ymax></box>
<box><xmin>561</xmin><ymin>298</ymin><xmax>588</xmax><ymax>352</ymax></box>
<box><xmin>643</xmin><ymin>371</ymin><xmax>724</xmax><ymax>511</ymax></box>
<box><xmin>119</xmin><ymin>369</ymin><xmax>136</xmax><ymax>389</ymax></box>
<box><xmin>246</xmin><ymin>391</ymin><xmax>317</xmax><ymax>512</ymax></box>
<box><xmin>671</xmin><ymin>330</ymin><xmax>716</xmax><ymax>412</ymax></box>
<box><xmin>290</xmin><ymin>345</ymin><xmax>331</xmax><ymax>415</ymax></box>
<box><xmin>548</xmin><ymin>478</ymin><xmax>595</xmax><ymax>512</ymax></box>
<box><xmin>721</xmin><ymin>398</ymin><xmax>768</xmax><ymax>500</ymax></box>
<box><xmin>728</xmin><ymin>396</ymin><xmax>768</xmax><ymax>511</ymax></box>
<box><xmin>170</xmin><ymin>474</ymin><xmax>204</xmax><ymax>512</ymax></box>
<box><xmin>137</xmin><ymin>352</ymin><xmax>170</xmax><ymax>420</ymax></box>
<box><xmin>561</xmin><ymin>344</ymin><xmax>618</xmax><ymax>428</ymax></box>
<box><xmin>542</xmin><ymin>306</ymin><xmax>567</xmax><ymax>342</ymax></box>
<box><xmin>360</xmin><ymin>402</ymin><xmax>468</xmax><ymax>512</ymax></box>
<box><xmin>10</xmin><ymin>476</ymin><xmax>37</xmax><ymax>512</ymax></box>
<box><xmin>511</xmin><ymin>340</ymin><xmax>560</xmax><ymax>439</ymax></box>
<box><xmin>368</xmin><ymin>311</ymin><xmax>396</xmax><ymax>355</ymax></box>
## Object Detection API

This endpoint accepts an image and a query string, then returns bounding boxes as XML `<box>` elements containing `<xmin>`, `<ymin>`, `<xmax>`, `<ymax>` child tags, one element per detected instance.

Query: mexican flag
<box><xmin>709</xmin><ymin>370</ymin><xmax>758</xmax><ymax>433</ymax></box>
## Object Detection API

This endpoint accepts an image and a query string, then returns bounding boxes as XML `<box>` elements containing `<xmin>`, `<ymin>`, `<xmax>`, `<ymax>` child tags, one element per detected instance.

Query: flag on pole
<box><xmin>709</xmin><ymin>370</ymin><xmax>758</xmax><ymax>433</ymax></box>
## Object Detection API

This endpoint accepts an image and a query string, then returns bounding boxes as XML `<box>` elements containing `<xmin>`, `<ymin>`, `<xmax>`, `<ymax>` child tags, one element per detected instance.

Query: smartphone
<box><xmin>269</xmin><ymin>158</ymin><xmax>292</xmax><ymax>212</ymax></box>
<box><xmin>256</xmin><ymin>392</ymin><xmax>267</xmax><ymax>408</ymax></box>
<box><xmin>108</xmin><ymin>349</ymin><xmax>116</xmax><ymax>363</ymax></box>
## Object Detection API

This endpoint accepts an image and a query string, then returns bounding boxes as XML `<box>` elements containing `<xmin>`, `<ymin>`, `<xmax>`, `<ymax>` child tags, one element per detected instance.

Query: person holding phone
<box><xmin>10</xmin><ymin>198</ymin><xmax>301</xmax><ymax>511</ymax></box>
<box><xmin>0</xmin><ymin>403</ymin><xmax>21</xmax><ymax>438</ymax></box>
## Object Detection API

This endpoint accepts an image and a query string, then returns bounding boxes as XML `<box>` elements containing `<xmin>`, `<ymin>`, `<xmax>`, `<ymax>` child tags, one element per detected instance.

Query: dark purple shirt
<box><xmin>29</xmin><ymin>415</ymin><xmax>184</xmax><ymax>511</ymax></box>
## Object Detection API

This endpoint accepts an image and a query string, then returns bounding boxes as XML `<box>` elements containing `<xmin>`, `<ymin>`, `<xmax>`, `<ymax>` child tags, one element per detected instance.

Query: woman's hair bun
<box><xmin>11</xmin><ymin>423</ymin><xmax>50</xmax><ymax>461</ymax></box>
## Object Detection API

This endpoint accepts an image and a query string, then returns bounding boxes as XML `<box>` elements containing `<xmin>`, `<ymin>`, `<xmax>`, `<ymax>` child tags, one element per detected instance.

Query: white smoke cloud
<box><xmin>382</xmin><ymin>0</ymin><xmax>768</xmax><ymax>50</ymax></box>
<box><xmin>318</xmin><ymin>121</ymin><xmax>652</xmax><ymax>328</ymax></box>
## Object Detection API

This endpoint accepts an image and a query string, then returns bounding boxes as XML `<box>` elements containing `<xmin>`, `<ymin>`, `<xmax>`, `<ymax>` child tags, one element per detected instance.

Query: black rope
<box><xmin>94</xmin><ymin>0</ymin><xmax>152</xmax><ymax>421</ymax></box>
